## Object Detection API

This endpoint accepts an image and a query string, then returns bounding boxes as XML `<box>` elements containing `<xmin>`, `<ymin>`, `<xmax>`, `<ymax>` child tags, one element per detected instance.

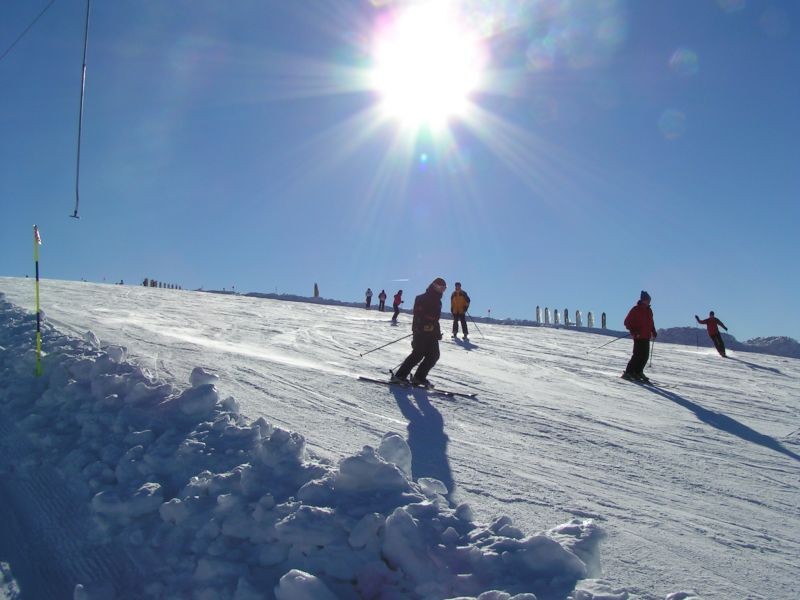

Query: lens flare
<box><xmin>669</xmin><ymin>48</ymin><xmax>699</xmax><ymax>76</ymax></box>
<box><xmin>658</xmin><ymin>109</ymin><xmax>687</xmax><ymax>140</ymax></box>
<box><xmin>717</xmin><ymin>0</ymin><xmax>746</xmax><ymax>14</ymax></box>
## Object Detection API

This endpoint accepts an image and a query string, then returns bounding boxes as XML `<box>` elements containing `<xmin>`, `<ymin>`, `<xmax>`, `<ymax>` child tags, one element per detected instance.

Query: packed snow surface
<box><xmin>0</xmin><ymin>278</ymin><xmax>798</xmax><ymax>600</ymax></box>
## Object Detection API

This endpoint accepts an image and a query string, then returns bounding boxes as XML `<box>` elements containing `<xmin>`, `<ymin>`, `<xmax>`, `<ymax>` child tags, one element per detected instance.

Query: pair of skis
<box><xmin>358</xmin><ymin>375</ymin><xmax>477</xmax><ymax>399</ymax></box>
<box><xmin>620</xmin><ymin>375</ymin><xmax>676</xmax><ymax>390</ymax></box>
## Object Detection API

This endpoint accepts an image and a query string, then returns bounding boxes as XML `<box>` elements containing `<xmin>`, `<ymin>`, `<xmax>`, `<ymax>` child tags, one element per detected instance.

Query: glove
<box><xmin>694</xmin><ymin>315</ymin><xmax>699</xmax><ymax>320</ymax></box>
<box><xmin>438</xmin><ymin>332</ymin><xmax>443</xmax><ymax>340</ymax></box>
<box><xmin>652</xmin><ymin>331</ymin><xmax>658</xmax><ymax>339</ymax></box>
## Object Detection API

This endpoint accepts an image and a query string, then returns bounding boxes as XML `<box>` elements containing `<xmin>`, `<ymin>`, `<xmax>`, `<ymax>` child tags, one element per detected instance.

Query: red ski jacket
<box><xmin>624</xmin><ymin>301</ymin><xmax>656</xmax><ymax>340</ymax></box>
<box><xmin>697</xmin><ymin>316</ymin><xmax>726</xmax><ymax>336</ymax></box>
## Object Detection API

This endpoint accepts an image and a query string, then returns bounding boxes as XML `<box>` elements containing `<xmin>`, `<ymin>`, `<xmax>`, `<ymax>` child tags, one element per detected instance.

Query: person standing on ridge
<box><xmin>365</xmin><ymin>288</ymin><xmax>373</xmax><ymax>309</ymax></box>
<box><xmin>450</xmin><ymin>281</ymin><xmax>471</xmax><ymax>340</ymax></box>
<box><xmin>378</xmin><ymin>289</ymin><xmax>387</xmax><ymax>312</ymax></box>
<box><xmin>391</xmin><ymin>278</ymin><xmax>447</xmax><ymax>388</ymax></box>
<box><xmin>622</xmin><ymin>290</ymin><xmax>657</xmax><ymax>382</ymax></box>
<box><xmin>391</xmin><ymin>290</ymin><xmax>404</xmax><ymax>323</ymax></box>
<box><xmin>695</xmin><ymin>311</ymin><xmax>729</xmax><ymax>357</ymax></box>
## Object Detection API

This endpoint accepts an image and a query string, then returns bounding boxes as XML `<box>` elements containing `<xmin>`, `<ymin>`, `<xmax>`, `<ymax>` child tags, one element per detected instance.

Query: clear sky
<box><xmin>2</xmin><ymin>0</ymin><xmax>798</xmax><ymax>341</ymax></box>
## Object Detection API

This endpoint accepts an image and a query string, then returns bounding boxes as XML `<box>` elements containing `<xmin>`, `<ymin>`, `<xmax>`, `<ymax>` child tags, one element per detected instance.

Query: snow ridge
<box><xmin>0</xmin><ymin>294</ymin><xmax>602</xmax><ymax>599</ymax></box>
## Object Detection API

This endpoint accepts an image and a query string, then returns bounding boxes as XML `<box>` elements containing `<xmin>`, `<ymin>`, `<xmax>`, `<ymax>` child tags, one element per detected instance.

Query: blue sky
<box><xmin>1</xmin><ymin>0</ymin><xmax>798</xmax><ymax>341</ymax></box>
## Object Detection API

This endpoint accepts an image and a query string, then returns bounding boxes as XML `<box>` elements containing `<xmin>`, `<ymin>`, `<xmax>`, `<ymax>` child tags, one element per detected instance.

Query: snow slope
<box><xmin>1</xmin><ymin>277</ymin><xmax>798</xmax><ymax>599</ymax></box>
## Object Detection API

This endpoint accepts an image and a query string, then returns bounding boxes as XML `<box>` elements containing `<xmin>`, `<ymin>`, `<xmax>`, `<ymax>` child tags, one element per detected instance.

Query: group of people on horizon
<box><xmin>386</xmin><ymin>280</ymin><xmax>729</xmax><ymax>388</ymax></box>
<box><xmin>364</xmin><ymin>288</ymin><xmax>407</xmax><ymax>323</ymax></box>
<box><xmin>364</xmin><ymin>288</ymin><xmax>390</xmax><ymax>311</ymax></box>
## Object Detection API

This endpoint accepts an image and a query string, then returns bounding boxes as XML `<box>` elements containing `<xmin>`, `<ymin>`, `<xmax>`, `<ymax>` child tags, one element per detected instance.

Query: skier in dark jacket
<box><xmin>622</xmin><ymin>290</ymin><xmax>657</xmax><ymax>382</ymax></box>
<box><xmin>391</xmin><ymin>290</ymin><xmax>404</xmax><ymax>323</ymax></box>
<box><xmin>378</xmin><ymin>290</ymin><xmax>387</xmax><ymax>311</ymax></box>
<box><xmin>695</xmin><ymin>311</ymin><xmax>729</xmax><ymax>357</ymax></box>
<box><xmin>391</xmin><ymin>278</ymin><xmax>446</xmax><ymax>387</ymax></box>
<box><xmin>450</xmin><ymin>282</ymin><xmax>471</xmax><ymax>340</ymax></box>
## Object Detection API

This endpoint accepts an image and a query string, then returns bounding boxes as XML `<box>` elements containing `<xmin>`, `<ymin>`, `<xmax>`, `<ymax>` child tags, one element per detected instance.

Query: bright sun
<box><xmin>370</xmin><ymin>2</ymin><xmax>485</xmax><ymax>131</ymax></box>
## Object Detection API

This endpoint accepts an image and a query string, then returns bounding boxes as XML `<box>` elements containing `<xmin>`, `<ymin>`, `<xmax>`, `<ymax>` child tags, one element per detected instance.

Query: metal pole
<box><xmin>586</xmin><ymin>332</ymin><xmax>630</xmax><ymax>354</ymax></box>
<box><xmin>359</xmin><ymin>333</ymin><xmax>412</xmax><ymax>357</ymax></box>
<box><xmin>33</xmin><ymin>225</ymin><xmax>43</xmax><ymax>376</ymax></box>
<box><xmin>467</xmin><ymin>312</ymin><xmax>483</xmax><ymax>338</ymax></box>
<box><xmin>72</xmin><ymin>0</ymin><xmax>91</xmax><ymax>219</ymax></box>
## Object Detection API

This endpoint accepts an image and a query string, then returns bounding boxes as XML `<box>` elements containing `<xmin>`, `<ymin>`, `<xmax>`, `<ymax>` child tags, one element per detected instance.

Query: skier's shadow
<box><xmin>728</xmin><ymin>356</ymin><xmax>784</xmax><ymax>376</ymax></box>
<box><xmin>643</xmin><ymin>386</ymin><xmax>800</xmax><ymax>462</ymax></box>
<box><xmin>391</xmin><ymin>388</ymin><xmax>455</xmax><ymax>501</ymax></box>
<box><xmin>454</xmin><ymin>338</ymin><xmax>479</xmax><ymax>351</ymax></box>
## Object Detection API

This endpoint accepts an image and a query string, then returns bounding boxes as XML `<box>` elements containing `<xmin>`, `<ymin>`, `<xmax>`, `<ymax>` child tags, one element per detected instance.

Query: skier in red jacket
<box><xmin>695</xmin><ymin>311</ymin><xmax>729</xmax><ymax>357</ymax></box>
<box><xmin>391</xmin><ymin>290</ymin><xmax>404</xmax><ymax>323</ymax></box>
<box><xmin>622</xmin><ymin>290</ymin><xmax>657</xmax><ymax>382</ymax></box>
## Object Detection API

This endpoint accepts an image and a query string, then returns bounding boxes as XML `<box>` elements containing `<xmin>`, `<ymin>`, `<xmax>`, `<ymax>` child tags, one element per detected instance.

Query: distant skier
<box><xmin>695</xmin><ymin>311</ymin><xmax>729</xmax><ymax>357</ymax></box>
<box><xmin>365</xmin><ymin>288</ymin><xmax>373</xmax><ymax>309</ymax></box>
<box><xmin>391</xmin><ymin>277</ymin><xmax>447</xmax><ymax>387</ymax></box>
<box><xmin>622</xmin><ymin>290</ymin><xmax>657</xmax><ymax>382</ymax></box>
<box><xmin>450</xmin><ymin>281</ymin><xmax>471</xmax><ymax>340</ymax></box>
<box><xmin>391</xmin><ymin>290</ymin><xmax>404</xmax><ymax>323</ymax></box>
<box><xmin>378</xmin><ymin>290</ymin><xmax>387</xmax><ymax>312</ymax></box>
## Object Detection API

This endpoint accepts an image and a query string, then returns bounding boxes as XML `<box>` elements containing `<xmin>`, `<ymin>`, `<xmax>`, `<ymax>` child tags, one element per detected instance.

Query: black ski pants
<box><xmin>392</xmin><ymin>304</ymin><xmax>401</xmax><ymax>321</ymax></box>
<box><xmin>395</xmin><ymin>333</ymin><xmax>440</xmax><ymax>381</ymax></box>
<box><xmin>452</xmin><ymin>313</ymin><xmax>468</xmax><ymax>337</ymax></box>
<box><xmin>710</xmin><ymin>333</ymin><xmax>726</xmax><ymax>357</ymax></box>
<box><xmin>625</xmin><ymin>338</ymin><xmax>651</xmax><ymax>375</ymax></box>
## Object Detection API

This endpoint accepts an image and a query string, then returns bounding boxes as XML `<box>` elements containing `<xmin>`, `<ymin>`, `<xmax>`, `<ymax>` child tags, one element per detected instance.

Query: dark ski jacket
<box><xmin>450</xmin><ymin>289</ymin><xmax>471</xmax><ymax>315</ymax></box>
<box><xmin>411</xmin><ymin>284</ymin><xmax>443</xmax><ymax>338</ymax></box>
<box><xmin>624</xmin><ymin>301</ymin><xmax>656</xmax><ymax>340</ymax></box>
<box><xmin>696</xmin><ymin>316</ymin><xmax>727</xmax><ymax>337</ymax></box>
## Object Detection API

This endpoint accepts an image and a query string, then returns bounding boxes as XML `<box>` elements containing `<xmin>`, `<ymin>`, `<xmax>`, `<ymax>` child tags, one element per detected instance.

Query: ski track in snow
<box><xmin>2</xmin><ymin>278</ymin><xmax>799</xmax><ymax>600</ymax></box>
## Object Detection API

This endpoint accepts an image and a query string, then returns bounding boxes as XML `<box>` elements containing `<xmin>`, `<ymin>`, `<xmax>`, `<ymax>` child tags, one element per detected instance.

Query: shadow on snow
<box><xmin>643</xmin><ymin>386</ymin><xmax>800</xmax><ymax>463</ymax></box>
<box><xmin>728</xmin><ymin>356</ymin><xmax>784</xmax><ymax>376</ymax></box>
<box><xmin>390</xmin><ymin>387</ymin><xmax>456</xmax><ymax>502</ymax></box>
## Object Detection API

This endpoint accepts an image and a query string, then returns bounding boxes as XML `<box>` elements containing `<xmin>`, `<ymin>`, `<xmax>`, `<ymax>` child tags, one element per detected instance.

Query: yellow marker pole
<box><xmin>34</xmin><ymin>225</ymin><xmax>42</xmax><ymax>376</ymax></box>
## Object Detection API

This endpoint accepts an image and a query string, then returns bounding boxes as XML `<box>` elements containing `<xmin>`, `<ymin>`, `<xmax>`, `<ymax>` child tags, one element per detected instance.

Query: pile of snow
<box><xmin>0</xmin><ymin>293</ymin><xmax>611</xmax><ymax>599</ymax></box>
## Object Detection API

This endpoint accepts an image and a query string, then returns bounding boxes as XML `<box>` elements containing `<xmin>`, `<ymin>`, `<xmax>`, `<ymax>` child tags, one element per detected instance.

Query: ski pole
<box><xmin>586</xmin><ymin>332</ymin><xmax>629</xmax><ymax>354</ymax></box>
<box><xmin>649</xmin><ymin>338</ymin><xmax>655</xmax><ymax>367</ymax></box>
<box><xmin>33</xmin><ymin>225</ymin><xmax>43</xmax><ymax>376</ymax></box>
<box><xmin>359</xmin><ymin>333</ymin><xmax>412</xmax><ymax>357</ymax></box>
<box><xmin>467</xmin><ymin>312</ymin><xmax>483</xmax><ymax>338</ymax></box>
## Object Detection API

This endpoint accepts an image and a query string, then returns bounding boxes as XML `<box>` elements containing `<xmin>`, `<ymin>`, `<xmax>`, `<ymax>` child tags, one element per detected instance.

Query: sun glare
<box><xmin>370</xmin><ymin>2</ymin><xmax>485</xmax><ymax>131</ymax></box>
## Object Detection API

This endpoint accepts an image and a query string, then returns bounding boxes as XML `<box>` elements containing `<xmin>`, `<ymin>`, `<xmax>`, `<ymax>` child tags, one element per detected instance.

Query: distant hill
<box><xmin>736</xmin><ymin>335</ymin><xmax>800</xmax><ymax>359</ymax></box>
<box><xmin>203</xmin><ymin>291</ymin><xmax>800</xmax><ymax>360</ymax></box>
<box><xmin>655</xmin><ymin>327</ymin><xmax>800</xmax><ymax>359</ymax></box>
